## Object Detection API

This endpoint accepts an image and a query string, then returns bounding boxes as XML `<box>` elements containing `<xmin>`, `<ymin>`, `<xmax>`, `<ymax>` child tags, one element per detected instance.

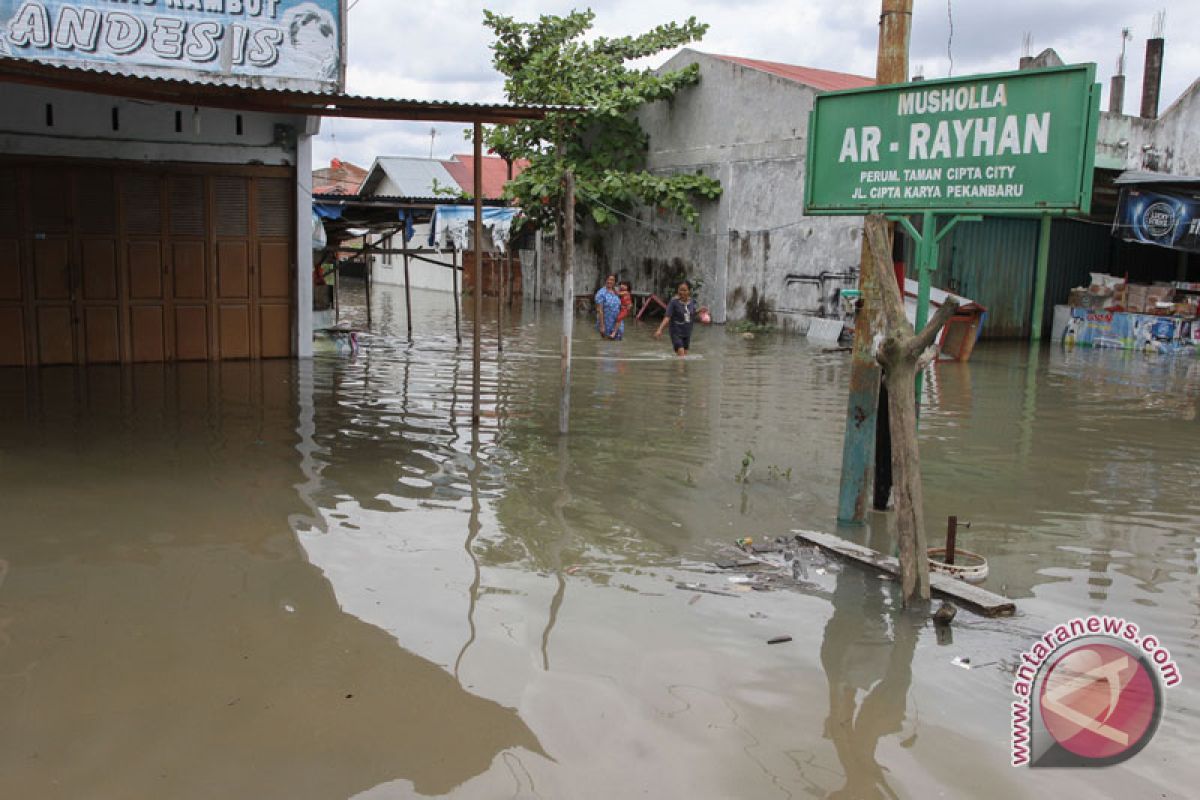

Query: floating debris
<box><xmin>952</xmin><ymin>656</ymin><xmax>972</xmax><ymax>670</ymax></box>
<box><xmin>675</xmin><ymin>582</ymin><xmax>738</xmax><ymax>598</ymax></box>
<box><xmin>767</xmin><ymin>635</ymin><xmax>793</xmax><ymax>645</ymax></box>
<box><xmin>932</xmin><ymin>601</ymin><xmax>957</xmax><ymax>625</ymax></box>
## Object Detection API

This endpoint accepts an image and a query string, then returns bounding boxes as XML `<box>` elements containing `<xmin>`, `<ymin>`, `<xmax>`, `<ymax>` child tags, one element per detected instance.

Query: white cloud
<box><xmin>315</xmin><ymin>1</ymin><xmax>1199</xmax><ymax>170</ymax></box>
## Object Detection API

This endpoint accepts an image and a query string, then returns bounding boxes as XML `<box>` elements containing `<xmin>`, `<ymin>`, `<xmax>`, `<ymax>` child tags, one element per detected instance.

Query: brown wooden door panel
<box><xmin>83</xmin><ymin>306</ymin><xmax>120</xmax><ymax>363</ymax></box>
<box><xmin>217</xmin><ymin>241</ymin><xmax>249</xmax><ymax>299</ymax></box>
<box><xmin>259</xmin><ymin>304</ymin><xmax>291</xmax><ymax>358</ymax></box>
<box><xmin>128</xmin><ymin>241</ymin><xmax>163</xmax><ymax>300</ymax></box>
<box><xmin>218</xmin><ymin>305</ymin><xmax>251</xmax><ymax>359</ymax></box>
<box><xmin>172</xmin><ymin>241</ymin><xmax>207</xmax><ymax>299</ymax></box>
<box><xmin>130</xmin><ymin>306</ymin><xmax>166</xmax><ymax>362</ymax></box>
<box><xmin>258</xmin><ymin>241</ymin><xmax>290</xmax><ymax>299</ymax></box>
<box><xmin>34</xmin><ymin>239</ymin><xmax>71</xmax><ymax>300</ymax></box>
<box><xmin>36</xmin><ymin>306</ymin><xmax>74</xmax><ymax>364</ymax></box>
<box><xmin>31</xmin><ymin>172</ymin><xmax>70</xmax><ymax>233</ymax></box>
<box><xmin>0</xmin><ymin>238</ymin><xmax>20</xmax><ymax>301</ymax></box>
<box><xmin>0</xmin><ymin>307</ymin><xmax>25</xmax><ymax>366</ymax></box>
<box><xmin>81</xmin><ymin>239</ymin><xmax>118</xmax><ymax>300</ymax></box>
<box><xmin>174</xmin><ymin>305</ymin><xmax>209</xmax><ymax>361</ymax></box>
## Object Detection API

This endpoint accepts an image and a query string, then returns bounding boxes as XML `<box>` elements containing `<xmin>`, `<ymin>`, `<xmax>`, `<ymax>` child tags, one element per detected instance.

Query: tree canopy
<box><xmin>481</xmin><ymin>9</ymin><xmax>722</xmax><ymax>230</ymax></box>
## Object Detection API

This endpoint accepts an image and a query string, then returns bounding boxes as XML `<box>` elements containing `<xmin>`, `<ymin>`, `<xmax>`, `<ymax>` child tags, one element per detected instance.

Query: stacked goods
<box><xmin>1124</xmin><ymin>284</ymin><xmax>1149</xmax><ymax>313</ymax></box>
<box><xmin>1145</xmin><ymin>284</ymin><xmax>1175</xmax><ymax>314</ymax></box>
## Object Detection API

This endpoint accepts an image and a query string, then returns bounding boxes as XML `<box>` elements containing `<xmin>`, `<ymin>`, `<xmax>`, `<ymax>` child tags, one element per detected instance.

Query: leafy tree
<box><xmin>481</xmin><ymin>9</ymin><xmax>722</xmax><ymax>231</ymax></box>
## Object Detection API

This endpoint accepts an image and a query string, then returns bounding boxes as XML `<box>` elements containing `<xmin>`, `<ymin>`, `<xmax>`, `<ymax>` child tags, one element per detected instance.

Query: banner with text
<box><xmin>0</xmin><ymin>0</ymin><xmax>343</xmax><ymax>93</ymax></box>
<box><xmin>804</xmin><ymin>65</ymin><xmax>1099</xmax><ymax>215</ymax></box>
<box><xmin>1113</xmin><ymin>187</ymin><xmax>1200</xmax><ymax>254</ymax></box>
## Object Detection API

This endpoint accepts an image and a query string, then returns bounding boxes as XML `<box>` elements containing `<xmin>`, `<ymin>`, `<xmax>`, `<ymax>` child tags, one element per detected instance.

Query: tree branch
<box><xmin>908</xmin><ymin>297</ymin><xmax>959</xmax><ymax>357</ymax></box>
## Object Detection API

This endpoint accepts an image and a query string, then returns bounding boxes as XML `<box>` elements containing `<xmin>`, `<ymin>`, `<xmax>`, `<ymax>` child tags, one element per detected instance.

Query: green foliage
<box><xmin>765</xmin><ymin>465</ymin><xmax>792</xmax><ymax>482</ymax></box>
<box><xmin>731</xmin><ymin>320</ymin><xmax>773</xmax><ymax>335</ymax></box>
<box><xmin>481</xmin><ymin>9</ymin><xmax>722</xmax><ymax>232</ymax></box>
<box><xmin>735</xmin><ymin>449</ymin><xmax>755</xmax><ymax>484</ymax></box>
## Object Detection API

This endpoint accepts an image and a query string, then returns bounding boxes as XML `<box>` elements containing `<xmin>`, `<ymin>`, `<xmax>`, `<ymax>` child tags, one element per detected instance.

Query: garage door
<box><xmin>0</xmin><ymin>159</ymin><xmax>295</xmax><ymax>367</ymax></box>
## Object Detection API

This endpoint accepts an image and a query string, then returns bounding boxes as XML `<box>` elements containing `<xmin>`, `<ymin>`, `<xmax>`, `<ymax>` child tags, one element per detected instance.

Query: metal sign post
<box><xmin>806</xmin><ymin>65</ymin><xmax>1100</xmax><ymax>523</ymax></box>
<box><xmin>890</xmin><ymin>212</ymin><xmax>981</xmax><ymax>404</ymax></box>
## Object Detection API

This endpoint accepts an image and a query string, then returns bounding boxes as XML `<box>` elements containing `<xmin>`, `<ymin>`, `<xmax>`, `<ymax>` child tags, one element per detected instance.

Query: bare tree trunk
<box><xmin>863</xmin><ymin>215</ymin><xmax>959</xmax><ymax>606</ymax></box>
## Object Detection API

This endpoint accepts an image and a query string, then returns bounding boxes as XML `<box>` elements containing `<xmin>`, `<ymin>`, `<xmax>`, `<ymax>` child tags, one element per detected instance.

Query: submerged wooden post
<box><xmin>402</xmin><ymin>238</ymin><xmax>413</xmax><ymax>341</ymax></box>
<box><xmin>452</xmin><ymin>250</ymin><xmax>461</xmax><ymax>345</ymax></box>
<box><xmin>945</xmin><ymin>515</ymin><xmax>958</xmax><ymax>565</ymax></box>
<box><xmin>365</xmin><ymin>252</ymin><xmax>372</xmax><ymax>327</ymax></box>
<box><xmin>472</xmin><ymin>122</ymin><xmax>484</xmax><ymax>428</ymax></box>
<box><xmin>559</xmin><ymin>170</ymin><xmax>575</xmax><ymax>435</ymax></box>
<box><xmin>497</xmin><ymin>250</ymin><xmax>504</xmax><ymax>353</ymax></box>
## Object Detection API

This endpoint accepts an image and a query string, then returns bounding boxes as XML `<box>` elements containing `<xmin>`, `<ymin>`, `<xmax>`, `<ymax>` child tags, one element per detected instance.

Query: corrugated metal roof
<box><xmin>0</xmin><ymin>57</ymin><xmax>585</xmax><ymax>122</ymax></box>
<box><xmin>1114</xmin><ymin>170</ymin><xmax>1200</xmax><ymax>186</ymax></box>
<box><xmin>365</xmin><ymin>157</ymin><xmax>460</xmax><ymax>198</ymax></box>
<box><xmin>709</xmin><ymin>54</ymin><xmax>875</xmax><ymax>92</ymax></box>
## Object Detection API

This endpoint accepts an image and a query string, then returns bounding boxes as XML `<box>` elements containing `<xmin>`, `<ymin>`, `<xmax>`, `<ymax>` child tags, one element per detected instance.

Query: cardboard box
<box><xmin>1124</xmin><ymin>284</ymin><xmax>1149</xmax><ymax>313</ymax></box>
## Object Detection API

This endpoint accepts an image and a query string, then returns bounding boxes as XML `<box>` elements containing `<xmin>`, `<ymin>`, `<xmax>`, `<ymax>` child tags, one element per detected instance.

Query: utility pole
<box><xmin>836</xmin><ymin>0</ymin><xmax>912</xmax><ymax>524</ymax></box>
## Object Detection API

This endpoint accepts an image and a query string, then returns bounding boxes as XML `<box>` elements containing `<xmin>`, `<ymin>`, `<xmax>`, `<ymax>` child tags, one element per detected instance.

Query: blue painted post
<box><xmin>912</xmin><ymin>211</ymin><xmax>935</xmax><ymax>408</ymax></box>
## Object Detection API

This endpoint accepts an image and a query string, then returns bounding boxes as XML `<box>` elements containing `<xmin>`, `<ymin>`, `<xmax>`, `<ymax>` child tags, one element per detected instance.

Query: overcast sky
<box><xmin>313</xmin><ymin>0</ymin><xmax>1199</xmax><ymax>170</ymax></box>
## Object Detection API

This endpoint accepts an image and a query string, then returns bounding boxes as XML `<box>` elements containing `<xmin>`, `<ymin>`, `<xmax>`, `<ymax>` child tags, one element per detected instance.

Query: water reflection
<box><xmin>2</xmin><ymin>282</ymin><xmax>1198</xmax><ymax>798</ymax></box>
<box><xmin>0</xmin><ymin>362</ymin><xmax>542</xmax><ymax>798</ymax></box>
<box><xmin>820</xmin><ymin>542</ymin><xmax>920</xmax><ymax>800</ymax></box>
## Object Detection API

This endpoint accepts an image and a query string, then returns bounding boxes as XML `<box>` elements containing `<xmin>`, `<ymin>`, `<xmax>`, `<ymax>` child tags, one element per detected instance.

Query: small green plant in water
<box><xmin>731</xmin><ymin>320</ymin><xmax>773</xmax><ymax>335</ymax></box>
<box><xmin>766</xmin><ymin>465</ymin><xmax>792</xmax><ymax>482</ymax></box>
<box><xmin>735</xmin><ymin>449</ymin><xmax>755</xmax><ymax>483</ymax></box>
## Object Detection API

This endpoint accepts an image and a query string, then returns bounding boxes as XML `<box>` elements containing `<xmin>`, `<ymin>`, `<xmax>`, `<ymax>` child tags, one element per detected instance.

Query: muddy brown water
<box><xmin>1</xmin><ymin>282</ymin><xmax>1197</xmax><ymax>798</ymax></box>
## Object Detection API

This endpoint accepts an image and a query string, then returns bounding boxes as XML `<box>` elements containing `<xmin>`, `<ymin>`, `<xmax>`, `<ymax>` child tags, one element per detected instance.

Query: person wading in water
<box><xmin>654</xmin><ymin>281</ymin><xmax>709</xmax><ymax>356</ymax></box>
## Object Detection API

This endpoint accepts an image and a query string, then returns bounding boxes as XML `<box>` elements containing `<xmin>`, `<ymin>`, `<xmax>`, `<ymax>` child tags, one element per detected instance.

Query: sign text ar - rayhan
<box><xmin>838</xmin><ymin>113</ymin><xmax>1051</xmax><ymax>163</ymax></box>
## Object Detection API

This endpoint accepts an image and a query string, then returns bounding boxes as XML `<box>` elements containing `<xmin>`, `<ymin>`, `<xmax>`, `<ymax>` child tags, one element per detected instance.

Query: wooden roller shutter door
<box><xmin>0</xmin><ymin>166</ymin><xmax>26</xmax><ymax>366</ymax></box>
<box><xmin>0</xmin><ymin>158</ymin><xmax>295</xmax><ymax>366</ymax></box>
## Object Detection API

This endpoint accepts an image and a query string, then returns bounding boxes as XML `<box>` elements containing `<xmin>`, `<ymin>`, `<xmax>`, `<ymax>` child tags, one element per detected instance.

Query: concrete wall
<box><xmin>0</xmin><ymin>83</ymin><xmax>302</xmax><ymax>165</ymax></box>
<box><xmin>1096</xmin><ymin>79</ymin><xmax>1200</xmax><ymax>175</ymax></box>
<box><xmin>533</xmin><ymin>50</ymin><xmax>864</xmax><ymax>333</ymax></box>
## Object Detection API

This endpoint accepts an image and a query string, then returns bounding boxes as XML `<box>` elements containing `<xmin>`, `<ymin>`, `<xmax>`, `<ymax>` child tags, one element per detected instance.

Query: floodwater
<box><xmin>1</xmin><ymin>281</ymin><xmax>1197</xmax><ymax>799</ymax></box>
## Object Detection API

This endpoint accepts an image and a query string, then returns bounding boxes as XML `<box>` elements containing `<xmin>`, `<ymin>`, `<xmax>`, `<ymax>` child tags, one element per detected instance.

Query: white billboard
<box><xmin>1</xmin><ymin>0</ymin><xmax>345</xmax><ymax>93</ymax></box>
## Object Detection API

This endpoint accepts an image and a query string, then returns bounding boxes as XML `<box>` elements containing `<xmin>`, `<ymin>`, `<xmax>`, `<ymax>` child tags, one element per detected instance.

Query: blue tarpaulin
<box><xmin>314</xmin><ymin>203</ymin><xmax>344</xmax><ymax>220</ymax></box>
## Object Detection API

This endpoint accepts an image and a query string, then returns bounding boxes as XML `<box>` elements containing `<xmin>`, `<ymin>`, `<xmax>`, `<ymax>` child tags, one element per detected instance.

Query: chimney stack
<box><xmin>1140</xmin><ymin>37</ymin><xmax>1164</xmax><ymax>119</ymax></box>
<box><xmin>1110</xmin><ymin>27</ymin><xmax>1132</xmax><ymax>114</ymax></box>
<box><xmin>1109</xmin><ymin>74</ymin><xmax>1126</xmax><ymax>114</ymax></box>
<box><xmin>1140</xmin><ymin>12</ymin><xmax>1166</xmax><ymax>120</ymax></box>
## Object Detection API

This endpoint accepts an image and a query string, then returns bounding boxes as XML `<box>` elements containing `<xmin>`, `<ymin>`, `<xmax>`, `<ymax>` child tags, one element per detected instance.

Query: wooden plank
<box><xmin>793</xmin><ymin>528</ymin><xmax>1016</xmax><ymax>617</ymax></box>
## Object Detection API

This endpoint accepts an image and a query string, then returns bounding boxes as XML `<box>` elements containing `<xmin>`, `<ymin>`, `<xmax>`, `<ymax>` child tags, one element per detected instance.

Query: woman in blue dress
<box><xmin>594</xmin><ymin>273</ymin><xmax>624</xmax><ymax>339</ymax></box>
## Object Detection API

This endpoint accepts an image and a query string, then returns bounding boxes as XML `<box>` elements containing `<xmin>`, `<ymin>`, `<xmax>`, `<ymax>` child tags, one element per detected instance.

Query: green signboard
<box><xmin>804</xmin><ymin>65</ymin><xmax>1100</xmax><ymax>215</ymax></box>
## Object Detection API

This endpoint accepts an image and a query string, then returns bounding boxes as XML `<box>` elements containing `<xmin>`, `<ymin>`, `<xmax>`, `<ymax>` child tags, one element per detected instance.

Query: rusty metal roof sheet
<box><xmin>709</xmin><ymin>54</ymin><xmax>875</xmax><ymax>92</ymax></box>
<box><xmin>0</xmin><ymin>57</ymin><xmax>583</xmax><ymax>123</ymax></box>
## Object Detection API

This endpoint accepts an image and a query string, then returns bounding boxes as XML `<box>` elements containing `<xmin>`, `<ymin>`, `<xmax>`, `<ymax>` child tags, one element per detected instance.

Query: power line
<box><xmin>946</xmin><ymin>0</ymin><xmax>955</xmax><ymax>77</ymax></box>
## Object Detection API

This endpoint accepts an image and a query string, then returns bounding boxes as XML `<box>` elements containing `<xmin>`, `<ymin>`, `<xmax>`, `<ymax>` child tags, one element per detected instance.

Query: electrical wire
<box><xmin>946</xmin><ymin>0</ymin><xmax>955</xmax><ymax>77</ymax></box>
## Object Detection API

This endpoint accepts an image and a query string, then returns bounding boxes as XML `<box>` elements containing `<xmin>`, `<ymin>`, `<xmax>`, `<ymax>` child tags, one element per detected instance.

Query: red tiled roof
<box><xmin>442</xmin><ymin>154</ymin><xmax>528</xmax><ymax>200</ymax></box>
<box><xmin>710</xmin><ymin>54</ymin><xmax>874</xmax><ymax>91</ymax></box>
<box><xmin>314</xmin><ymin>158</ymin><xmax>369</xmax><ymax>195</ymax></box>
